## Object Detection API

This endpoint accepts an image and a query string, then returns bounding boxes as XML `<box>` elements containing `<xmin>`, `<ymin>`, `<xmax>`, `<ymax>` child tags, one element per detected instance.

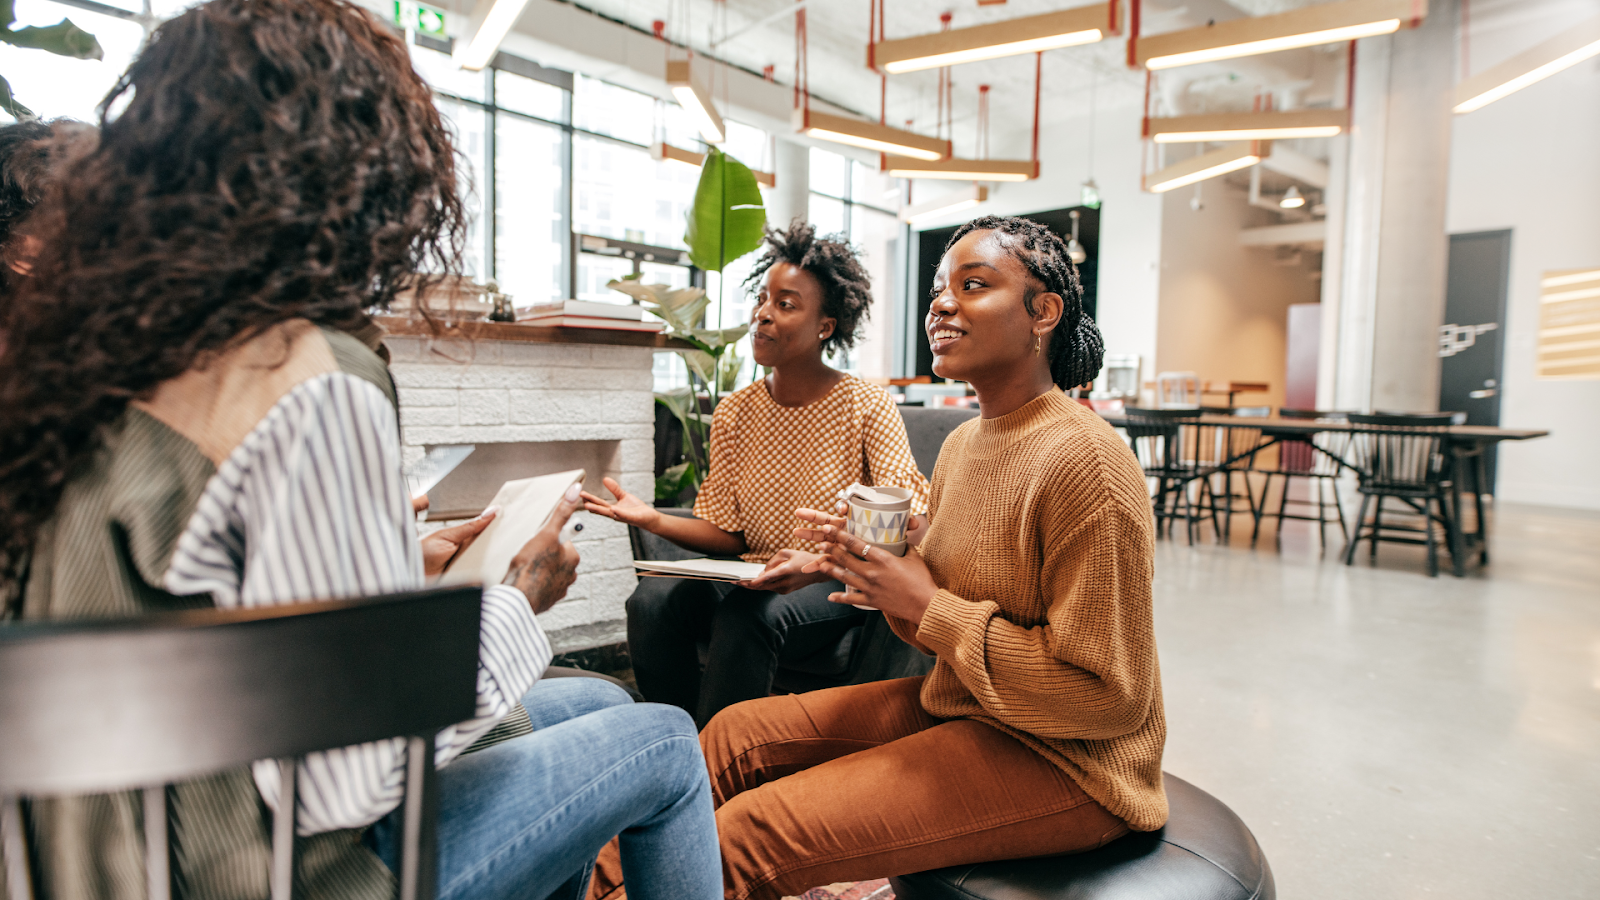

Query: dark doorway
<box><xmin>1440</xmin><ymin>229</ymin><xmax>1511</xmax><ymax>492</ymax></box>
<box><xmin>912</xmin><ymin>207</ymin><xmax>1100</xmax><ymax>379</ymax></box>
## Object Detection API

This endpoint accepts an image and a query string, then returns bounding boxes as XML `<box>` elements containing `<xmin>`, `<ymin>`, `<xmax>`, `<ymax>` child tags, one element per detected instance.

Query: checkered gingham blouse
<box><xmin>693</xmin><ymin>375</ymin><xmax>930</xmax><ymax>562</ymax></box>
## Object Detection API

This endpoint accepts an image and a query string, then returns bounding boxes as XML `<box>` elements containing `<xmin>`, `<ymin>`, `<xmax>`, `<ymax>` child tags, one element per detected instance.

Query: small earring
<box><xmin>1033</xmin><ymin>333</ymin><xmax>1042</xmax><ymax>357</ymax></box>
<box><xmin>819</xmin><ymin>333</ymin><xmax>827</xmax><ymax>340</ymax></box>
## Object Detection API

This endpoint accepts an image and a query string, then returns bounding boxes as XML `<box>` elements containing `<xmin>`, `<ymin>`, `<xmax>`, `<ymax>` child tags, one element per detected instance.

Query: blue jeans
<box><xmin>367</xmin><ymin>677</ymin><xmax>721</xmax><ymax>900</ymax></box>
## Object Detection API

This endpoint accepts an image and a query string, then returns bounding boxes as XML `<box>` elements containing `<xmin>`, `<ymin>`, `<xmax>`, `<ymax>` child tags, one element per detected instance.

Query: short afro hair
<box><xmin>744</xmin><ymin>217</ymin><xmax>872</xmax><ymax>356</ymax></box>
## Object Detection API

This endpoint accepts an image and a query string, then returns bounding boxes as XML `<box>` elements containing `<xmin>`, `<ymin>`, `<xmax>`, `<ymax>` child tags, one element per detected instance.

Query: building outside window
<box><xmin>809</xmin><ymin>149</ymin><xmax>906</xmax><ymax>379</ymax></box>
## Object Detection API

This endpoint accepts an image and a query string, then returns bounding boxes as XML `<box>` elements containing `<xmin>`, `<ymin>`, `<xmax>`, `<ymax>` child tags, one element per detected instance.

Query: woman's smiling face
<box><xmin>926</xmin><ymin>229</ymin><xmax>1051</xmax><ymax>384</ymax></box>
<box><xmin>749</xmin><ymin>261</ymin><xmax>835</xmax><ymax>368</ymax></box>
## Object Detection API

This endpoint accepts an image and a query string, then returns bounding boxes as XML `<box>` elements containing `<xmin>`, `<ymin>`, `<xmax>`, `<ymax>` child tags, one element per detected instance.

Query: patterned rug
<box><xmin>784</xmin><ymin>879</ymin><xmax>894</xmax><ymax>900</ymax></box>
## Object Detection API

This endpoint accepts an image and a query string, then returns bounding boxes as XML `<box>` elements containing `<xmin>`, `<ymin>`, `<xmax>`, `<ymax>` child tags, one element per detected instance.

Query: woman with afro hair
<box><xmin>584</xmin><ymin>219</ymin><xmax>929</xmax><ymax>727</ymax></box>
<box><xmin>592</xmin><ymin>216</ymin><xmax>1165</xmax><ymax>900</ymax></box>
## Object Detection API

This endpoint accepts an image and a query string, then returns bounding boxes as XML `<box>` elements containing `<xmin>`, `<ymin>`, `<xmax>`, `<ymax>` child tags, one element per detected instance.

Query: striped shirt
<box><xmin>163</xmin><ymin>371</ymin><xmax>550</xmax><ymax>835</ymax></box>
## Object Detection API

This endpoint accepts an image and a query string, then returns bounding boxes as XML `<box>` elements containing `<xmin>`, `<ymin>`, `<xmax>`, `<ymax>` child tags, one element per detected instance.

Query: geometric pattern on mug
<box><xmin>848</xmin><ymin>508</ymin><xmax>906</xmax><ymax>532</ymax></box>
<box><xmin>852</xmin><ymin>521</ymin><xmax>907</xmax><ymax>543</ymax></box>
<box><xmin>689</xmin><ymin>375</ymin><xmax>932</xmax><ymax>562</ymax></box>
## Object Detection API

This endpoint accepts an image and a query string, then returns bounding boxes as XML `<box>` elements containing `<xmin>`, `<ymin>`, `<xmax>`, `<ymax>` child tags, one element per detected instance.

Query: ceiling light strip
<box><xmin>794</xmin><ymin>109</ymin><xmax>950</xmax><ymax>161</ymax></box>
<box><xmin>883</xmin><ymin>156</ymin><xmax>1037</xmax><ymax>182</ymax></box>
<box><xmin>1540</xmin><ymin>269</ymin><xmax>1600</xmax><ymax>289</ymax></box>
<box><xmin>1136</xmin><ymin>0</ymin><xmax>1423</xmax><ymax>70</ymax></box>
<box><xmin>1144</xmin><ymin>142</ymin><xmax>1264</xmax><ymax>193</ymax></box>
<box><xmin>667</xmin><ymin>59</ymin><xmax>726</xmax><ymax>144</ymax></box>
<box><xmin>455</xmin><ymin>0</ymin><xmax>536</xmax><ymax>71</ymax></box>
<box><xmin>652</xmin><ymin>143</ymin><xmax>775</xmax><ymax>187</ymax></box>
<box><xmin>1147</xmin><ymin>110</ymin><xmax>1347</xmax><ymax>143</ymax></box>
<box><xmin>1454</xmin><ymin>15</ymin><xmax>1600</xmax><ymax>114</ymax></box>
<box><xmin>873</xmin><ymin>3</ymin><xmax>1111</xmax><ymax>74</ymax></box>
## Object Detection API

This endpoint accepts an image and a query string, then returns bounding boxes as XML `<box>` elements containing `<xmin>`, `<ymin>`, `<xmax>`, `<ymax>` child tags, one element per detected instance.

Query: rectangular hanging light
<box><xmin>900</xmin><ymin>185</ymin><xmax>989</xmax><ymax>224</ymax></box>
<box><xmin>651</xmin><ymin>143</ymin><xmax>776</xmax><ymax>187</ymax></box>
<box><xmin>1147</xmin><ymin>109</ymin><xmax>1346</xmax><ymax>143</ymax></box>
<box><xmin>872</xmin><ymin>3</ymin><xmax>1111</xmax><ymax>75</ymax></box>
<box><xmin>1143</xmin><ymin>142</ymin><xmax>1264</xmax><ymax>193</ymax></box>
<box><xmin>667</xmin><ymin>60</ymin><xmax>726</xmax><ymax>144</ymax></box>
<box><xmin>455</xmin><ymin>0</ymin><xmax>535</xmax><ymax>71</ymax></box>
<box><xmin>1454</xmin><ymin>15</ymin><xmax>1600</xmax><ymax>114</ymax></box>
<box><xmin>882</xmin><ymin>156</ymin><xmax>1037</xmax><ymax>182</ymax></box>
<box><xmin>1136</xmin><ymin>0</ymin><xmax>1423</xmax><ymax>71</ymax></box>
<box><xmin>793</xmin><ymin>109</ymin><xmax>950</xmax><ymax>161</ymax></box>
<box><xmin>1537</xmin><ymin>267</ymin><xmax>1600</xmax><ymax>379</ymax></box>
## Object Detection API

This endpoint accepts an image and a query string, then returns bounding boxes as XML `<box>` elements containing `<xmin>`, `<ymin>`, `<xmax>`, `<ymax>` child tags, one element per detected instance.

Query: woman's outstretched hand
<box><xmin>736</xmin><ymin>549</ymin><xmax>827</xmax><ymax>594</ymax></box>
<box><xmin>581</xmin><ymin>476</ymin><xmax>662</xmax><ymax>531</ymax></box>
<box><xmin>793</xmin><ymin>507</ymin><xmax>940</xmax><ymax>626</ymax></box>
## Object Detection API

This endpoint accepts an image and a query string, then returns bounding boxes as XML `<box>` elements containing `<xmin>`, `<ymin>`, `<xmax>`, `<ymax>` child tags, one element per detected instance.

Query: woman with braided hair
<box><xmin>592</xmin><ymin>215</ymin><xmax>1165</xmax><ymax>900</ymax></box>
<box><xmin>585</xmin><ymin>218</ymin><xmax>929</xmax><ymax>727</ymax></box>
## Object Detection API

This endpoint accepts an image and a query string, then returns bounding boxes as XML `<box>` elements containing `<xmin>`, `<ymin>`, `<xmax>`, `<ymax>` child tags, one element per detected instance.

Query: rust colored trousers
<box><xmin>589</xmin><ymin>677</ymin><xmax>1129</xmax><ymax>900</ymax></box>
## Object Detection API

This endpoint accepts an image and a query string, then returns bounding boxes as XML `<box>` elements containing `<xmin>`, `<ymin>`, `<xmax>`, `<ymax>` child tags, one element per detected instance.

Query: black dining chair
<box><xmin>1250</xmin><ymin>409</ymin><xmax>1352</xmax><ymax>551</ymax></box>
<box><xmin>1342</xmin><ymin>413</ymin><xmax>1457</xmax><ymax>576</ymax></box>
<box><xmin>0</xmin><ymin>586</ymin><xmax>484</xmax><ymax>900</ymax></box>
<box><xmin>1124</xmin><ymin>408</ymin><xmax>1223</xmax><ymax>544</ymax></box>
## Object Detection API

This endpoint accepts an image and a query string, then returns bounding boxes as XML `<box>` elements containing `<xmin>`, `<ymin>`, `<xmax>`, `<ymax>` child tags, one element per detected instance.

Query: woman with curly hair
<box><xmin>0</xmin><ymin>2</ymin><xmax>718</xmax><ymax>899</ymax></box>
<box><xmin>584</xmin><ymin>219</ymin><xmax>930</xmax><ymax>727</ymax></box>
<box><xmin>594</xmin><ymin>216</ymin><xmax>1165</xmax><ymax>900</ymax></box>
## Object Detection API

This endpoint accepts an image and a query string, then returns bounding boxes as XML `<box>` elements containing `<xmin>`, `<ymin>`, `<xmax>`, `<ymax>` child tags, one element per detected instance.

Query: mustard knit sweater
<box><xmin>888</xmin><ymin>389</ymin><xmax>1168</xmax><ymax>831</ymax></box>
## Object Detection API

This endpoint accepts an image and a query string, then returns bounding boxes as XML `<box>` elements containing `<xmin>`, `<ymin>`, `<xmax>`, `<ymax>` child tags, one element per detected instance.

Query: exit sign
<box><xmin>394</xmin><ymin>1</ymin><xmax>447</xmax><ymax>37</ymax></box>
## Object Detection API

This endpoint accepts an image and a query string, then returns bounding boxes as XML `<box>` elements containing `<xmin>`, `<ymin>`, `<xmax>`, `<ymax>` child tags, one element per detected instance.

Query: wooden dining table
<box><xmin>1098</xmin><ymin>411</ymin><xmax>1550</xmax><ymax>576</ymax></box>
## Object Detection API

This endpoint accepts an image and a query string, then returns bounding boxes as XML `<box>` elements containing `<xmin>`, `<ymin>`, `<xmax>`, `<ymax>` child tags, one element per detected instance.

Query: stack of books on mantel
<box><xmin>516</xmin><ymin>299</ymin><xmax>664</xmax><ymax>333</ymax></box>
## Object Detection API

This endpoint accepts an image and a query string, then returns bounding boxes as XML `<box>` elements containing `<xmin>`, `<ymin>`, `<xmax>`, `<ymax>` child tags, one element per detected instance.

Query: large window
<box><xmin>808</xmin><ymin>149</ymin><xmax>907</xmax><ymax>379</ymax></box>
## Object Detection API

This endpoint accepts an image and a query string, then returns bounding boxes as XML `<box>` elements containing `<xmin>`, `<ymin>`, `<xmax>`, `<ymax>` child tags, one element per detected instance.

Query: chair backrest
<box><xmin>1346</xmin><ymin>413</ymin><xmax>1450</xmax><ymax>487</ymax></box>
<box><xmin>1277</xmin><ymin>407</ymin><xmax>1346</xmax><ymax>421</ymax></box>
<box><xmin>0</xmin><ymin>586</ymin><xmax>483</xmax><ymax>900</ymax></box>
<box><xmin>898</xmin><ymin>406</ymin><xmax>981</xmax><ymax>479</ymax></box>
<box><xmin>1155</xmin><ymin>372</ymin><xmax>1200</xmax><ymax>409</ymax></box>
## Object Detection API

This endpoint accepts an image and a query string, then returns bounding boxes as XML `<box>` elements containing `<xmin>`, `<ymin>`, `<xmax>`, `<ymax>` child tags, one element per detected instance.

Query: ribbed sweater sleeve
<box><xmin>913</xmin><ymin>499</ymin><xmax>1158</xmax><ymax>740</ymax></box>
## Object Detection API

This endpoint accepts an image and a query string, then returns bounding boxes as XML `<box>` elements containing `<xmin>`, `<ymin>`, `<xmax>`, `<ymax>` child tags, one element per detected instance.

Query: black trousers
<box><xmin>624</xmin><ymin>575</ymin><xmax>866</xmax><ymax>727</ymax></box>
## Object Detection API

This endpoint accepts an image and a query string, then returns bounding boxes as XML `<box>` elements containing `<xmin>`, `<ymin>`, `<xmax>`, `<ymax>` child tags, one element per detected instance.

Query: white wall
<box><xmin>910</xmin><ymin>100</ymin><xmax>1165</xmax><ymax>375</ymax></box>
<box><xmin>1446</xmin><ymin>0</ymin><xmax>1600</xmax><ymax>510</ymax></box>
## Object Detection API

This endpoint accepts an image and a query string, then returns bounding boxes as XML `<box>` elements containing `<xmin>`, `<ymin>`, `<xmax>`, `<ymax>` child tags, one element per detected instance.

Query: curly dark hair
<box><xmin>0</xmin><ymin>120</ymin><xmax>55</xmax><ymax>250</ymax></box>
<box><xmin>0</xmin><ymin>0</ymin><xmax>466</xmax><ymax>596</ymax></box>
<box><xmin>944</xmin><ymin>215</ymin><xmax>1104</xmax><ymax>390</ymax></box>
<box><xmin>743</xmin><ymin>218</ymin><xmax>872</xmax><ymax>355</ymax></box>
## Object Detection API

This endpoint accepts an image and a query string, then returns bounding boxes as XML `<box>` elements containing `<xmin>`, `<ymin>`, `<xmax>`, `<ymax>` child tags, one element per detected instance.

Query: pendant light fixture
<box><xmin>651</xmin><ymin>142</ymin><xmax>775</xmax><ymax>186</ymax></box>
<box><xmin>1066</xmin><ymin>209</ymin><xmax>1088</xmax><ymax>264</ymax></box>
<box><xmin>883</xmin><ymin>50</ymin><xmax>1044</xmax><ymax>182</ymax></box>
<box><xmin>1133</xmin><ymin>0</ymin><xmax>1425</xmax><ymax>71</ymax></box>
<box><xmin>667</xmin><ymin>59</ymin><xmax>726</xmax><ymax>144</ymax></box>
<box><xmin>871</xmin><ymin>3</ymin><xmax>1116</xmax><ymax>74</ymax></box>
<box><xmin>1454</xmin><ymin>14</ymin><xmax>1600</xmax><ymax>113</ymax></box>
<box><xmin>795</xmin><ymin>3</ymin><xmax>951</xmax><ymax>161</ymax></box>
<box><xmin>1279</xmin><ymin>184</ymin><xmax>1305</xmax><ymax>208</ymax></box>
<box><xmin>1080</xmin><ymin>63</ymin><xmax>1101</xmax><ymax>209</ymax></box>
<box><xmin>1143</xmin><ymin>142</ymin><xmax>1265</xmax><ymax>193</ymax></box>
<box><xmin>455</xmin><ymin>0</ymin><xmax>535</xmax><ymax>70</ymax></box>
<box><xmin>1145</xmin><ymin>109</ymin><xmax>1347</xmax><ymax>143</ymax></box>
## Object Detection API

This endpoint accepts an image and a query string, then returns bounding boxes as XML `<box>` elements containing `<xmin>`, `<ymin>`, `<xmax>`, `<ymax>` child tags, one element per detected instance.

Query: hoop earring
<box><xmin>1033</xmin><ymin>333</ymin><xmax>1042</xmax><ymax>357</ymax></box>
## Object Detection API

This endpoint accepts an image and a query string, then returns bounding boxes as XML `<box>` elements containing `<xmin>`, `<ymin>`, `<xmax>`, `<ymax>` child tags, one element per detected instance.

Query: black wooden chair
<box><xmin>0</xmin><ymin>586</ymin><xmax>483</xmax><ymax>900</ymax></box>
<box><xmin>1342</xmin><ymin>413</ymin><xmax>1458</xmax><ymax>576</ymax></box>
<box><xmin>1251</xmin><ymin>408</ymin><xmax>1352</xmax><ymax>551</ymax></box>
<box><xmin>1124</xmin><ymin>408</ymin><xmax>1223</xmax><ymax>544</ymax></box>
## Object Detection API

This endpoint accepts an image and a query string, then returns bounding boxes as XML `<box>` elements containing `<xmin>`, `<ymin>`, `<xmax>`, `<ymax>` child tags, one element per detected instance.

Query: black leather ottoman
<box><xmin>889</xmin><ymin>774</ymin><xmax>1274</xmax><ymax>900</ymax></box>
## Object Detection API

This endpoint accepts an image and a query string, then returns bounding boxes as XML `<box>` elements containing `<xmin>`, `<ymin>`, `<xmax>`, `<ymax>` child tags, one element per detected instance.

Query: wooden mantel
<box><xmin>375</xmin><ymin>315</ymin><xmax>695</xmax><ymax>350</ymax></box>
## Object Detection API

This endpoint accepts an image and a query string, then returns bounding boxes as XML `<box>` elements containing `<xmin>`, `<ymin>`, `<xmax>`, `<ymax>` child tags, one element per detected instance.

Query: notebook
<box><xmin>439</xmin><ymin>469</ymin><xmax>585</xmax><ymax>586</ymax></box>
<box><xmin>633</xmin><ymin>559</ymin><xmax>767</xmax><ymax>583</ymax></box>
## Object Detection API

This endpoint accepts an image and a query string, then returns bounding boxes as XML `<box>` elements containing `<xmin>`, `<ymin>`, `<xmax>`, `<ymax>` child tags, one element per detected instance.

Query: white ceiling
<box><xmin>554</xmin><ymin>0</ymin><xmax>1344</xmax><ymax>159</ymax></box>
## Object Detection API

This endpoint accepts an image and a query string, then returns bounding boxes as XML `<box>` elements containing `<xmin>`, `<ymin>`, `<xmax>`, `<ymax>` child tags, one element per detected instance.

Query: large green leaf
<box><xmin>1</xmin><ymin>1</ymin><xmax>15</xmax><ymax>30</ymax></box>
<box><xmin>675</xmin><ymin>349</ymin><xmax>718</xmax><ymax>388</ymax></box>
<box><xmin>0</xmin><ymin>72</ymin><xmax>32</xmax><ymax>120</ymax></box>
<box><xmin>607</xmin><ymin>278</ymin><xmax>709</xmax><ymax>333</ymax></box>
<box><xmin>684</xmin><ymin>147</ymin><xmax>766</xmax><ymax>273</ymax></box>
<box><xmin>1</xmin><ymin>19</ymin><xmax>104</xmax><ymax>59</ymax></box>
<box><xmin>688</xmin><ymin>325</ymin><xmax>750</xmax><ymax>352</ymax></box>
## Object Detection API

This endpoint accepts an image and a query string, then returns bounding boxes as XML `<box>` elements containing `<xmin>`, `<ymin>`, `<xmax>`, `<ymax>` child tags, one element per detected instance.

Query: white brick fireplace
<box><xmin>380</xmin><ymin>318</ymin><xmax>669</xmax><ymax>647</ymax></box>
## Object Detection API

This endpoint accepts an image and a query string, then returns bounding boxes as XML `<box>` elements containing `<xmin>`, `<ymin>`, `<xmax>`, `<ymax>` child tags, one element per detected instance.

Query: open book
<box><xmin>633</xmin><ymin>559</ymin><xmax>766</xmax><ymax>583</ymax></box>
<box><xmin>439</xmin><ymin>469</ymin><xmax>585</xmax><ymax>586</ymax></box>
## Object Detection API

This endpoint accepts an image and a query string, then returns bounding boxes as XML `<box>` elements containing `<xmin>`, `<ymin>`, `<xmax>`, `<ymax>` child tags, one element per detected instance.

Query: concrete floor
<box><xmin>1154</xmin><ymin>499</ymin><xmax>1600</xmax><ymax>899</ymax></box>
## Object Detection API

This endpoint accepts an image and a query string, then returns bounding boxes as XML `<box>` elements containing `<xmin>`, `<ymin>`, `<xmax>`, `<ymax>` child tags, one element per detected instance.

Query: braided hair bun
<box><xmin>944</xmin><ymin>215</ymin><xmax>1104</xmax><ymax>390</ymax></box>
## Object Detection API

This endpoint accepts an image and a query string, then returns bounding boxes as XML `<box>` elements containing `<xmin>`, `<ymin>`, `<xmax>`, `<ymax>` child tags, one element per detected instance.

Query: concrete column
<box><xmin>1329</xmin><ymin>0</ymin><xmax>1458</xmax><ymax>412</ymax></box>
<box><xmin>766</xmin><ymin>138</ymin><xmax>810</xmax><ymax>231</ymax></box>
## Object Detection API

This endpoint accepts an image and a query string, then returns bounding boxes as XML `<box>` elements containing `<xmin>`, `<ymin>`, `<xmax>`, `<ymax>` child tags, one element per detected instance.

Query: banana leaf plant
<box><xmin>1</xmin><ymin>0</ymin><xmax>104</xmax><ymax>120</ymax></box>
